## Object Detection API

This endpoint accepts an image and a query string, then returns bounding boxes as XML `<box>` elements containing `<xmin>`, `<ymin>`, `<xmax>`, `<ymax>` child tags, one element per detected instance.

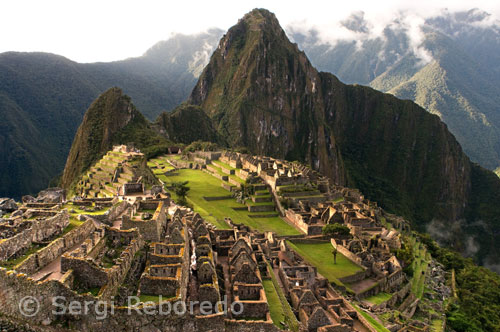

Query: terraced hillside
<box><xmin>152</xmin><ymin>155</ymin><xmax>300</xmax><ymax>235</ymax></box>
<box><xmin>75</xmin><ymin>149</ymin><xmax>142</xmax><ymax>198</ymax></box>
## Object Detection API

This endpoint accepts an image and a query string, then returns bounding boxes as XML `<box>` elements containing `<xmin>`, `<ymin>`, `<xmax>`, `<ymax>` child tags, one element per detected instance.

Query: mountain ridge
<box><xmin>177</xmin><ymin>8</ymin><xmax>498</xmax><ymax>266</ymax></box>
<box><xmin>0</xmin><ymin>30</ymin><xmax>222</xmax><ymax>198</ymax></box>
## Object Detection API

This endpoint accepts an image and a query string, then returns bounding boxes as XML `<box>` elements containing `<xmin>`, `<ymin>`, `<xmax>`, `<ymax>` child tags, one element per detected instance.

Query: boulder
<box><xmin>35</xmin><ymin>188</ymin><xmax>66</xmax><ymax>203</ymax></box>
<box><xmin>22</xmin><ymin>195</ymin><xmax>36</xmax><ymax>204</ymax></box>
<box><xmin>0</xmin><ymin>198</ymin><xmax>18</xmax><ymax>212</ymax></box>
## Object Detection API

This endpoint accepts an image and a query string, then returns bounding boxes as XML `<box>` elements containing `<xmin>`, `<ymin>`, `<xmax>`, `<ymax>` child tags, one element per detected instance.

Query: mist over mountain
<box><xmin>0</xmin><ymin>29</ymin><xmax>222</xmax><ymax>199</ymax></box>
<box><xmin>289</xmin><ymin>8</ymin><xmax>500</xmax><ymax>169</ymax></box>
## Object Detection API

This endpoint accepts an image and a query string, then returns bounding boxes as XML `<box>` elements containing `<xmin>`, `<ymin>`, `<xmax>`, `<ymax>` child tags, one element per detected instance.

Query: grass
<box><xmin>62</xmin><ymin>217</ymin><xmax>85</xmax><ymax>235</ymax></box>
<box><xmin>266</xmin><ymin>263</ymin><xmax>300</xmax><ymax>331</ymax></box>
<box><xmin>287</xmin><ymin>241</ymin><xmax>363</xmax><ymax>280</ymax></box>
<box><xmin>352</xmin><ymin>304</ymin><xmax>391</xmax><ymax>332</ymax></box>
<box><xmin>0</xmin><ymin>244</ymin><xmax>45</xmax><ymax>269</ymax></box>
<box><xmin>411</xmin><ymin>241</ymin><xmax>429</xmax><ymax>298</ymax></box>
<box><xmin>364</xmin><ymin>292</ymin><xmax>393</xmax><ymax>305</ymax></box>
<box><xmin>432</xmin><ymin>319</ymin><xmax>444</xmax><ymax>332</ymax></box>
<box><xmin>212</xmin><ymin>160</ymin><xmax>236</xmax><ymax>171</ymax></box>
<box><xmin>63</xmin><ymin>203</ymin><xmax>110</xmax><ymax>216</ymax></box>
<box><xmin>262</xmin><ymin>279</ymin><xmax>286</xmax><ymax>327</ymax></box>
<box><xmin>160</xmin><ymin>169</ymin><xmax>300</xmax><ymax>235</ymax></box>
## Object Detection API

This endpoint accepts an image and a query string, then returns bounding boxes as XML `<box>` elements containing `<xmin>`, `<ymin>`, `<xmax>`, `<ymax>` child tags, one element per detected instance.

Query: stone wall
<box><xmin>106</xmin><ymin>201</ymin><xmax>131</xmax><ymax>225</ymax></box>
<box><xmin>285</xmin><ymin>209</ymin><xmax>310</xmax><ymax>234</ymax></box>
<box><xmin>31</xmin><ymin>210</ymin><xmax>69</xmax><ymax>242</ymax></box>
<box><xmin>0</xmin><ymin>228</ymin><xmax>32</xmax><ymax>261</ymax></box>
<box><xmin>228</xmin><ymin>178</ymin><xmax>242</xmax><ymax>188</ymax></box>
<box><xmin>0</xmin><ymin>211</ymin><xmax>69</xmax><ymax>262</ymax></box>
<box><xmin>0</xmin><ymin>267</ymin><xmax>281</xmax><ymax>332</ymax></box>
<box><xmin>139</xmin><ymin>273</ymin><xmax>180</xmax><ymax>297</ymax></box>
<box><xmin>331</xmin><ymin>239</ymin><xmax>363</xmax><ymax>266</ymax></box>
<box><xmin>122</xmin><ymin>216</ymin><xmax>161</xmax><ymax>242</ymax></box>
<box><xmin>248</xmin><ymin>205</ymin><xmax>275</xmax><ymax>213</ymax></box>
<box><xmin>123</xmin><ymin>183</ymin><xmax>143</xmax><ymax>195</ymax></box>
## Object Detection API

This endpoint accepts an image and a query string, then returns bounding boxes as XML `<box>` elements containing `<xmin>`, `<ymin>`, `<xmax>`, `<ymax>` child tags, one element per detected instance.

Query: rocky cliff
<box><xmin>155</xmin><ymin>104</ymin><xmax>218</xmax><ymax>144</ymax></box>
<box><xmin>61</xmin><ymin>87</ymin><xmax>168</xmax><ymax>189</ymax></box>
<box><xmin>185</xmin><ymin>9</ymin><xmax>497</xmax><ymax>265</ymax></box>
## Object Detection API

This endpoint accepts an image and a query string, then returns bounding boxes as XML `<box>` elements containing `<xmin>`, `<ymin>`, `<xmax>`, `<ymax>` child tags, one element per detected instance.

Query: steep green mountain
<box><xmin>0</xmin><ymin>30</ymin><xmax>221</xmax><ymax>198</ymax></box>
<box><xmin>155</xmin><ymin>104</ymin><xmax>218</xmax><ymax>144</ymax></box>
<box><xmin>181</xmin><ymin>8</ymin><xmax>500</xmax><ymax>267</ymax></box>
<box><xmin>290</xmin><ymin>9</ymin><xmax>500</xmax><ymax>170</ymax></box>
<box><xmin>61</xmin><ymin>87</ymin><xmax>169</xmax><ymax>189</ymax></box>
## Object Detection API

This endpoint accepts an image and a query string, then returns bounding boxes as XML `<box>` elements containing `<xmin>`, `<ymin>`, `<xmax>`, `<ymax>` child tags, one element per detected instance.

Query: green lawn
<box><xmin>352</xmin><ymin>304</ymin><xmax>391</xmax><ymax>332</ymax></box>
<box><xmin>212</xmin><ymin>160</ymin><xmax>236</xmax><ymax>171</ymax></box>
<box><xmin>364</xmin><ymin>292</ymin><xmax>392</xmax><ymax>305</ymax></box>
<box><xmin>262</xmin><ymin>279</ymin><xmax>286</xmax><ymax>327</ymax></box>
<box><xmin>160</xmin><ymin>169</ymin><xmax>300</xmax><ymax>235</ymax></box>
<box><xmin>287</xmin><ymin>241</ymin><xmax>363</xmax><ymax>280</ymax></box>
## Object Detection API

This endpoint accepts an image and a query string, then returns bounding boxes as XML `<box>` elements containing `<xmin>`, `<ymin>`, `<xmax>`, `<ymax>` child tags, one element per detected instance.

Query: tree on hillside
<box><xmin>322</xmin><ymin>223</ymin><xmax>350</xmax><ymax>237</ymax></box>
<box><xmin>331</xmin><ymin>247</ymin><xmax>338</xmax><ymax>264</ymax></box>
<box><xmin>172</xmin><ymin>181</ymin><xmax>190</xmax><ymax>206</ymax></box>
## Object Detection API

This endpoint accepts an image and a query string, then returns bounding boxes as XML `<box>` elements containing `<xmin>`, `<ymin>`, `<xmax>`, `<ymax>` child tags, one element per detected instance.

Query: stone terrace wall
<box><xmin>31</xmin><ymin>210</ymin><xmax>69</xmax><ymax>242</ymax></box>
<box><xmin>0</xmin><ymin>228</ymin><xmax>32</xmax><ymax>261</ymax></box>
<box><xmin>16</xmin><ymin>219</ymin><xmax>96</xmax><ymax>275</ymax></box>
<box><xmin>0</xmin><ymin>266</ymin><xmax>282</xmax><ymax>332</ymax></box>
<box><xmin>331</xmin><ymin>239</ymin><xmax>363</xmax><ymax>266</ymax></box>
<box><xmin>0</xmin><ymin>211</ymin><xmax>69</xmax><ymax>262</ymax></box>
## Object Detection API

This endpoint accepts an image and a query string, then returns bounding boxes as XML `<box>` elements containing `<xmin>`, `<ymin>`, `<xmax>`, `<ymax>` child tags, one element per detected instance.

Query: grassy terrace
<box><xmin>410</xmin><ymin>240</ymin><xmax>430</xmax><ymax>299</ymax></box>
<box><xmin>159</xmin><ymin>169</ymin><xmax>300</xmax><ymax>235</ymax></box>
<box><xmin>352</xmin><ymin>304</ymin><xmax>391</xmax><ymax>332</ymax></box>
<box><xmin>364</xmin><ymin>292</ymin><xmax>392</xmax><ymax>305</ymax></box>
<box><xmin>287</xmin><ymin>241</ymin><xmax>363</xmax><ymax>282</ymax></box>
<box><xmin>212</xmin><ymin>160</ymin><xmax>236</xmax><ymax>171</ymax></box>
<box><xmin>262</xmin><ymin>279</ymin><xmax>286</xmax><ymax>327</ymax></box>
<box><xmin>266</xmin><ymin>263</ymin><xmax>300</xmax><ymax>331</ymax></box>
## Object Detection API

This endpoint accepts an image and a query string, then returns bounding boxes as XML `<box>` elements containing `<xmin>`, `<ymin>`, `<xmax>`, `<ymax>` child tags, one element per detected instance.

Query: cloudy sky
<box><xmin>1</xmin><ymin>0</ymin><xmax>499</xmax><ymax>63</ymax></box>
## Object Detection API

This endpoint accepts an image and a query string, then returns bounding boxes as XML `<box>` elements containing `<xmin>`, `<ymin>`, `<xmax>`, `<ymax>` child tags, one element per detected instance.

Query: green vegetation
<box><xmin>410</xmin><ymin>242</ymin><xmax>430</xmax><ymax>299</ymax></box>
<box><xmin>171</xmin><ymin>181</ymin><xmax>190</xmax><ymax>206</ymax></box>
<box><xmin>62</xmin><ymin>217</ymin><xmax>85</xmax><ymax>235</ymax></box>
<box><xmin>364</xmin><ymin>292</ymin><xmax>392</xmax><ymax>305</ymax></box>
<box><xmin>262</xmin><ymin>279</ymin><xmax>286</xmax><ymax>327</ymax></box>
<box><xmin>0</xmin><ymin>244</ymin><xmax>45</xmax><ymax>269</ymax></box>
<box><xmin>266</xmin><ymin>263</ymin><xmax>300</xmax><ymax>331</ymax></box>
<box><xmin>182</xmin><ymin>140</ymin><xmax>219</xmax><ymax>152</ymax></box>
<box><xmin>352</xmin><ymin>304</ymin><xmax>391</xmax><ymax>332</ymax></box>
<box><xmin>322</xmin><ymin>223</ymin><xmax>350</xmax><ymax>237</ymax></box>
<box><xmin>85</xmin><ymin>287</ymin><xmax>101</xmax><ymax>297</ymax></box>
<box><xmin>161</xmin><ymin>169</ymin><xmax>300</xmax><ymax>235</ymax></box>
<box><xmin>287</xmin><ymin>241</ymin><xmax>362</xmax><ymax>280</ymax></box>
<box><xmin>61</xmin><ymin>87</ymin><xmax>172</xmax><ymax>190</ymax></box>
<box><xmin>156</xmin><ymin>105</ymin><xmax>218</xmax><ymax>145</ymax></box>
<box><xmin>418</xmin><ymin>233</ymin><xmax>500</xmax><ymax>331</ymax></box>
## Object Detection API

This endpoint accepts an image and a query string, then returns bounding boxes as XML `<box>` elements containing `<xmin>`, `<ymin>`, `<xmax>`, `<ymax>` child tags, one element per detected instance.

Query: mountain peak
<box><xmin>60</xmin><ymin>87</ymin><xmax>167</xmax><ymax>189</ymax></box>
<box><xmin>240</xmin><ymin>8</ymin><xmax>280</xmax><ymax>29</ymax></box>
